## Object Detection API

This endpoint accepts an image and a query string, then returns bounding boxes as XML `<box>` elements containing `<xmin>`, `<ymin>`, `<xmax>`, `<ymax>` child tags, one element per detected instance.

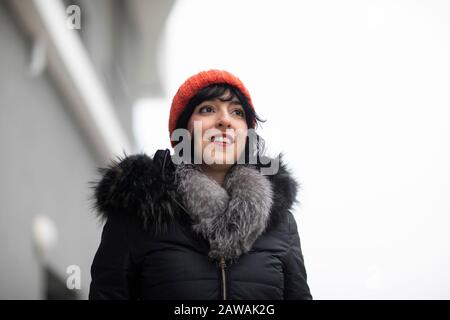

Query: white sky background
<box><xmin>134</xmin><ymin>0</ymin><xmax>450</xmax><ymax>299</ymax></box>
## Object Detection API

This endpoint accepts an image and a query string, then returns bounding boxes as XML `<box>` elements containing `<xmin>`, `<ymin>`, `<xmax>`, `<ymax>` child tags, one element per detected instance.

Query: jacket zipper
<box><xmin>219</xmin><ymin>256</ymin><xmax>227</xmax><ymax>300</ymax></box>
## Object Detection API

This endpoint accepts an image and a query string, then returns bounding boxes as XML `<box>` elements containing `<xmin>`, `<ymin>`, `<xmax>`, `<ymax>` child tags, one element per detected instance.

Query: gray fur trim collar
<box><xmin>175</xmin><ymin>163</ymin><xmax>274</xmax><ymax>262</ymax></box>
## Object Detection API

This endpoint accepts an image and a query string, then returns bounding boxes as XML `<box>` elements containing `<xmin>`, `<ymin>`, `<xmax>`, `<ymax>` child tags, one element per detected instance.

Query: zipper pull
<box><xmin>219</xmin><ymin>256</ymin><xmax>227</xmax><ymax>300</ymax></box>
<box><xmin>219</xmin><ymin>256</ymin><xmax>227</xmax><ymax>268</ymax></box>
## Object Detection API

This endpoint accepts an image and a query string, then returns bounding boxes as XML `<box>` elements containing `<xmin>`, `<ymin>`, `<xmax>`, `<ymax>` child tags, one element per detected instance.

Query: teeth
<box><xmin>215</xmin><ymin>137</ymin><xmax>227</xmax><ymax>143</ymax></box>
<box><xmin>211</xmin><ymin>136</ymin><xmax>232</xmax><ymax>144</ymax></box>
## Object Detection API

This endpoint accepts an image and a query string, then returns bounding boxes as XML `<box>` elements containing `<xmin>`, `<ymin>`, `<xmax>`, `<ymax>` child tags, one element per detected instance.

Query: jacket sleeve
<box><xmin>89</xmin><ymin>213</ymin><xmax>140</xmax><ymax>300</ymax></box>
<box><xmin>281</xmin><ymin>212</ymin><xmax>312</xmax><ymax>300</ymax></box>
<box><xmin>88</xmin><ymin>153</ymin><xmax>168</xmax><ymax>299</ymax></box>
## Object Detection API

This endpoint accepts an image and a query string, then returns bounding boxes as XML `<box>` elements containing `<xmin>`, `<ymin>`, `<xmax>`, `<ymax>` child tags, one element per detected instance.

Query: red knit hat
<box><xmin>169</xmin><ymin>69</ymin><xmax>255</xmax><ymax>147</ymax></box>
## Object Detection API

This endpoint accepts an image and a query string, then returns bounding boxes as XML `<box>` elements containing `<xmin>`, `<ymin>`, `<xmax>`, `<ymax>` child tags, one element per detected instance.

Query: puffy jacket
<box><xmin>89</xmin><ymin>149</ymin><xmax>312</xmax><ymax>300</ymax></box>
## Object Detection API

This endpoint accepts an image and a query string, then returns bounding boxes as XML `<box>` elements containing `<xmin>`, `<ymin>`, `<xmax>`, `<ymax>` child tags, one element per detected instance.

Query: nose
<box><xmin>216</xmin><ymin>110</ymin><xmax>232</xmax><ymax>129</ymax></box>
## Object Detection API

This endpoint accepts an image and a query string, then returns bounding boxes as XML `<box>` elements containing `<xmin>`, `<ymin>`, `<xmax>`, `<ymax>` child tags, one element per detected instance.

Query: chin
<box><xmin>199</xmin><ymin>155</ymin><xmax>233</xmax><ymax>167</ymax></box>
<box><xmin>200</xmin><ymin>144</ymin><xmax>245</xmax><ymax>166</ymax></box>
<box><xmin>211</xmin><ymin>150</ymin><xmax>237</xmax><ymax>165</ymax></box>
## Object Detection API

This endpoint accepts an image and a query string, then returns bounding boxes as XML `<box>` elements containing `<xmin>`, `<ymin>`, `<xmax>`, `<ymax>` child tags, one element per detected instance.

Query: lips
<box><xmin>210</xmin><ymin>133</ymin><xmax>234</xmax><ymax>145</ymax></box>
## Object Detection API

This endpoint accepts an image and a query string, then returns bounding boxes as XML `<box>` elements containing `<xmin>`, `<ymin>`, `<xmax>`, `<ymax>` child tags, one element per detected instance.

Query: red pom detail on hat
<box><xmin>168</xmin><ymin>69</ymin><xmax>255</xmax><ymax>147</ymax></box>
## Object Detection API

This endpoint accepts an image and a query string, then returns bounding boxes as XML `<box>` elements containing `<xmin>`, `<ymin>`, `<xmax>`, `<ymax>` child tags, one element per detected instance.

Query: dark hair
<box><xmin>174</xmin><ymin>83</ymin><xmax>267</xmax><ymax>164</ymax></box>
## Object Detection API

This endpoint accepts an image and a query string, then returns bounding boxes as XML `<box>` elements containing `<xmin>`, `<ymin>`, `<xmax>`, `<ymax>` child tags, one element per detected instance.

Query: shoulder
<box><xmin>89</xmin><ymin>149</ymin><xmax>177</xmax><ymax>231</ymax></box>
<box><xmin>256</xmin><ymin>153</ymin><xmax>300</xmax><ymax>228</ymax></box>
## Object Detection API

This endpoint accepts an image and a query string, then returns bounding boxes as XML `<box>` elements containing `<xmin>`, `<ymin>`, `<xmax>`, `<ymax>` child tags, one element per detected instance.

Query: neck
<box><xmin>199</xmin><ymin>164</ymin><xmax>232</xmax><ymax>186</ymax></box>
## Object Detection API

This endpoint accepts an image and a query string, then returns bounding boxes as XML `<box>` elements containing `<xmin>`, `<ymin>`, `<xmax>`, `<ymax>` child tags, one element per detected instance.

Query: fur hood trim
<box><xmin>175</xmin><ymin>163</ymin><xmax>273</xmax><ymax>261</ymax></box>
<box><xmin>90</xmin><ymin>150</ymin><xmax>300</xmax><ymax>238</ymax></box>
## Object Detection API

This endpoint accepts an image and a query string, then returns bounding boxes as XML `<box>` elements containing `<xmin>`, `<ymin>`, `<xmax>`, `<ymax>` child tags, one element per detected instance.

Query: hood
<box><xmin>89</xmin><ymin>149</ymin><xmax>300</xmax><ymax>233</ymax></box>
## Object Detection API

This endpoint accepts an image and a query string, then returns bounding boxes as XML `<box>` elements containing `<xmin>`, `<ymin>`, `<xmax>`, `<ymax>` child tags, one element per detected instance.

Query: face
<box><xmin>186</xmin><ymin>90</ymin><xmax>248</xmax><ymax>169</ymax></box>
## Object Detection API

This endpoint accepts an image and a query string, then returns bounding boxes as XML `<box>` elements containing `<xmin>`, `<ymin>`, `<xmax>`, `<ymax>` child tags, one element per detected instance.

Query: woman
<box><xmin>89</xmin><ymin>69</ymin><xmax>312</xmax><ymax>300</ymax></box>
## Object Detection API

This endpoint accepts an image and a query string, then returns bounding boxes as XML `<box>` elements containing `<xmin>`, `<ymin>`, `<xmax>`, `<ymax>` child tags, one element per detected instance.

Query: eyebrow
<box><xmin>199</xmin><ymin>98</ymin><xmax>242</xmax><ymax>107</ymax></box>
<box><xmin>213</xmin><ymin>98</ymin><xmax>242</xmax><ymax>105</ymax></box>
<box><xmin>228</xmin><ymin>99</ymin><xmax>242</xmax><ymax>105</ymax></box>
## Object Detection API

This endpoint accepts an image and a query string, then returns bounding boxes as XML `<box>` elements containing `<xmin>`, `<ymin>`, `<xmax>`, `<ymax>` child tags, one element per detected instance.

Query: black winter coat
<box><xmin>89</xmin><ymin>149</ymin><xmax>312</xmax><ymax>300</ymax></box>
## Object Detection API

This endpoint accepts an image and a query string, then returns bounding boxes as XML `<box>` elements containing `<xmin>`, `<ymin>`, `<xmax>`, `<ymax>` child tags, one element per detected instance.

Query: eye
<box><xmin>199</xmin><ymin>105</ymin><xmax>214</xmax><ymax>113</ymax></box>
<box><xmin>233</xmin><ymin>108</ymin><xmax>245</xmax><ymax>118</ymax></box>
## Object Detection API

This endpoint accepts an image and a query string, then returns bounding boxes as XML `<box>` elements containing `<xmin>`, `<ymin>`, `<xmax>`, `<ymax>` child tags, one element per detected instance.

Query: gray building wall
<box><xmin>72</xmin><ymin>0</ymin><xmax>135</xmax><ymax>141</ymax></box>
<box><xmin>0</xmin><ymin>3</ymin><xmax>101</xmax><ymax>299</ymax></box>
<box><xmin>0</xmin><ymin>0</ymin><xmax>173</xmax><ymax>299</ymax></box>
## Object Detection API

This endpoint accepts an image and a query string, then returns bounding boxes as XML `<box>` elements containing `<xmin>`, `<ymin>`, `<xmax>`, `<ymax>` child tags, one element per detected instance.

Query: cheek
<box><xmin>186</xmin><ymin>116</ymin><xmax>197</xmax><ymax>134</ymax></box>
<box><xmin>232</xmin><ymin>129</ymin><xmax>247</xmax><ymax>160</ymax></box>
<box><xmin>187</xmin><ymin>116</ymin><xmax>201</xmax><ymax>138</ymax></box>
<box><xmin>236</xmin><ymin>124</ymin><xmax>248</xmax><ymax>148</ymax></box>
<box><xmin>187</xmin><ymin>116</ymin><xmax>210</xmax><ymax>147</ymax></box>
